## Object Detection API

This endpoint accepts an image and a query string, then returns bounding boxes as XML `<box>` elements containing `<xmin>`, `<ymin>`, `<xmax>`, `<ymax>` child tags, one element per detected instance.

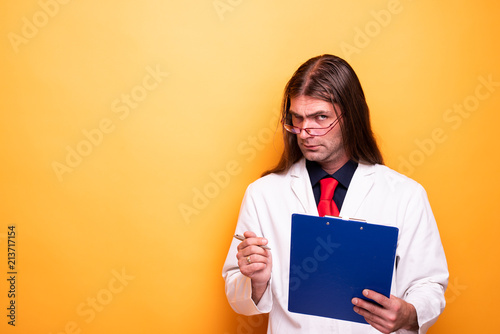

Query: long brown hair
<box><xmin>263</xmin><ymin>54</ymin><xmax>383</xmax><ymax>176</ymax></box>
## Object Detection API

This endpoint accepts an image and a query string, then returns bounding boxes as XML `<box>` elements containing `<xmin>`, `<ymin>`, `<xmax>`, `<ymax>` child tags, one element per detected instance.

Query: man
<box><xmin>222</xmin><ymin>54</ymin><xmax>448</xmax><ymax>333</ymax></box>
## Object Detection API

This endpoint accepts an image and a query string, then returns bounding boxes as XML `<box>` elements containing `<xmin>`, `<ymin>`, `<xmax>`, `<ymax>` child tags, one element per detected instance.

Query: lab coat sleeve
<box><xmin>395</xmin><ymin>184</ymin><xmax>449</xmax><ymax>334</ymax></box>
<box><xmin>222</xmin><ymin>182</ymin><xmax>273</xmax><ymax>315</ymax></box>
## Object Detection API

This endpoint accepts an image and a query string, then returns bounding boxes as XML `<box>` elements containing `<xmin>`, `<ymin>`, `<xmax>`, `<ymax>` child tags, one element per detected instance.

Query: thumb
<box><xmin>243</xmin><ymin>231</ymin><xmax>257</xmax><ymax>238</ymax></box>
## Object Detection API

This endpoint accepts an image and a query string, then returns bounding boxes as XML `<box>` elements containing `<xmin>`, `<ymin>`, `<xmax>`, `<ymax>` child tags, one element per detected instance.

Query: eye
<box><xmin>291</xmin><ymin>115</ymin><xmax>303</xmax><ymax>123</ymax></box>
<box><xmin>317</xmin><ymin>115</ymin><xmax>328</xmax><ymax>121</ymax></box>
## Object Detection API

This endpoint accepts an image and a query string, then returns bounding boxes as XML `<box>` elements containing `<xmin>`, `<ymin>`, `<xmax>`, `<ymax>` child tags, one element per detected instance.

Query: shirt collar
<box><xmin>306</xmin><ymin>159</ymin><xmax>358</xmax><ymax>189</ymax></box>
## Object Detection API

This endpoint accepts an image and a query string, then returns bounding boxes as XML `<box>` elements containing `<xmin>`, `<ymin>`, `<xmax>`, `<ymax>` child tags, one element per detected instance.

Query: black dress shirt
<box><xmin>306</xmin><ymin>160</ymin><xmax>358</xmax><ymax>211</ymax></box>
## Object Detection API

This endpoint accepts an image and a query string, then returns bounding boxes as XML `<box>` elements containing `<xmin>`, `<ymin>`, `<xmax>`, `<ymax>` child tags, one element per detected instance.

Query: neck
<box><xmin>319</xmin><ymin>156</ymin><xmax>349</xmax><ymax>174</ymax></box>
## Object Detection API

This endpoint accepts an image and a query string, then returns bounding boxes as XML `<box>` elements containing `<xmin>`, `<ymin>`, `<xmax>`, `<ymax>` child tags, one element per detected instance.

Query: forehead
<box><xmin>289</xmin><ymin>95</ymin><xmax>335</xmax><ymax>115</ymax></box>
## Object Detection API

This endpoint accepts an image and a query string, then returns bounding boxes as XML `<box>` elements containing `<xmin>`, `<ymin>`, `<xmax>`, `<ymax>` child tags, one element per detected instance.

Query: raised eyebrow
<box><xmin>289</xmin><ymin>110</ymin><xmax>331</xmax><ymax>118</ymax></box>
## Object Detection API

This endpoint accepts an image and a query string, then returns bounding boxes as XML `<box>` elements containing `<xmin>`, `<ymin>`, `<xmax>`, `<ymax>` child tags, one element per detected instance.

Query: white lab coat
<box><xmin>222</xmin><ymin>158</ymin><xmax>448</xmax><ymax>334</ymax></box>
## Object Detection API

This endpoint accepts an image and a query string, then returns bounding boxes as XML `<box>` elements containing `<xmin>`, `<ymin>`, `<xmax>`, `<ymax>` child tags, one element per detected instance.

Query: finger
<box><xmin>352</xmin><ymin>297</ymin><xmax>389</xmax><ymax>322</ymax></box>
<box><xmin>352</xmin><ymin>297</ymin><xmax>380</xmax><ymax>314</ymax></box>
<box><xmin>237</xmin><ymin>244</ymin><xmax>269</xmax><ymax>258</ymax></box>
<box><xmin>362</xmin><ymin>289</ymin><xmax>391</xmax><ymax>308</ymax></box>
<box><xmin>236</xmin><ymin>242</ymin><xmax>268</xmax><ymax>258</ymax></box>
<box><xmin>236</xmin><ymin>236</ymin><xmax>256</xmax><ymax>251</ymax></box>
<box><xmin>247</xmin><ymin>253</ymin><xmax>271</xmax><ymax>267</ymax></box>
<box><xmin>238</xmin><ymin>254</ymin><xmax>270</xmax><ymax>272</ymax></box>
<box><xmin>237</xmin><ymin>235</ymin><xmax>269</xmax><ymax>251</ymax></box>
<box><xmin>352</xmin><ymin>304</ymin><xmax>387</xmax><ymax>330</ymax></box>
<box><xmin>243</xmin><ymin>231</ymin><xmax>256</xmax><ymax>238</ymax></box>
<box><xmin>352</xmin><ymin>303</ymin><xmax>384</xmax><ymax>321</ymax></box>
<box><xmin>246</xmin><ymin>248</ymin><xmax>272</xmax><ymax>263</ymax></box>
<box><xmin>243</xmin><ymin>231</ymin><xmax>269</xmax><ymax>248</ymax></box>
<box><xmin>239</xmin><ymin>253</ymin><xmax>269</xmax><ymax>266</ymax></box>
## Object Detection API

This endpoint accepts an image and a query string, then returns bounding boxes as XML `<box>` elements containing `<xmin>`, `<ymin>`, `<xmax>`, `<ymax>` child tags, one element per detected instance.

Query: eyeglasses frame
<box><xmin>282</xmin><ymin>113</ymin><xmax>342</xmax><ymax>137</ymax></box>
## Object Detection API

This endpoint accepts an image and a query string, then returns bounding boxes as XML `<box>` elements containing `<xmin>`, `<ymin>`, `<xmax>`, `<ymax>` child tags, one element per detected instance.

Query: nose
<box><xmin>297</xmin><ymin>127</ymin><xmax>312</xmax><ymax>139</ymax></box>
<box><xmin>297</xmin><ymin>119</ymin><xmax>313</xmax><ymax>139</ymax></box>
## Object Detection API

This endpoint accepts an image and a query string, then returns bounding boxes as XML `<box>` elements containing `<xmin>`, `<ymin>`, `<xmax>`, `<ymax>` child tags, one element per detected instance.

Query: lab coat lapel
<box><xmin>340</xmin><ymin>163</ymin><xmax>376</xmax><ymax>218</ymax></box>
<box><xmin>289</xmin><ymin>159</ymin><xmax>317</xmax><ymax>214</ymax></box>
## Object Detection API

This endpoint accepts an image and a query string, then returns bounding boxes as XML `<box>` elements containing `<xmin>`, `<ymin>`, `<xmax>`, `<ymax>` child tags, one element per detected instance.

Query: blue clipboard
<box><xmin>288</xmin><ymin>213</ymin><xmax>399</xmax><ymax>324</ymax></box>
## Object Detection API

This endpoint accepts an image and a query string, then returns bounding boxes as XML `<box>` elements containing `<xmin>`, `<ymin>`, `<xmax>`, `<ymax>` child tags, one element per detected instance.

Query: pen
<box><xmin>233</xmin><ymin>234</ymin><xmax>271</xmax><ymax>250</ymax></box>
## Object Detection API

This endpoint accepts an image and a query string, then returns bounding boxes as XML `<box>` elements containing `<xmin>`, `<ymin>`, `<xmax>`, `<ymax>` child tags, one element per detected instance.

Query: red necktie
<box><xmin>317</xmin><ymin>177</ymin><xmax>340</xmax><ymax>217</ymax></box>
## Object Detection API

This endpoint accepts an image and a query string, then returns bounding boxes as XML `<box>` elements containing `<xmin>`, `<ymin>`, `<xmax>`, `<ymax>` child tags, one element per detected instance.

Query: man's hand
<box><xmin>236</xmin><ymin>231</ymin><xmax>272</xmax><ymax>304</ymax></box>
<box><xmin>352</xmin><ymin>289</ymin><xmax>419</xmax><ymax>334</ymax></box>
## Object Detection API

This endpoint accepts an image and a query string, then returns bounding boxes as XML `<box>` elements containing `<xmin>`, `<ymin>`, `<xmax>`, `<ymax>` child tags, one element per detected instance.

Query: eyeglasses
<box><xmin>283</xmin><ymin>117</ymin><xmax>341</xmax><ymax>137</ymax></box>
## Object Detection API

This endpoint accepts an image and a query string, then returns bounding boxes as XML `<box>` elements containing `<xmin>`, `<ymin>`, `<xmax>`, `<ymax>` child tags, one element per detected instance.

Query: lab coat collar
<box><xmin>289</xmin><ymin>159</ymin><xmax>377</xmax><ymax>218</ymax></box>
<box><xmin>289</xmin><ymin>158</ymin><xmax>317</xmax><ymax>214</ymax></box>
<box><xmin>341</xmin><ymin>162</ymin><xmax>376</xmax><ymax>219</ymax></box>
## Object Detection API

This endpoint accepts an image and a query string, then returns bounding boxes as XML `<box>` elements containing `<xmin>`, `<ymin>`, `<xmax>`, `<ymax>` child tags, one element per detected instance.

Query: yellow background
<box><xmin>1</xmin><ymin>0</ymin><xmax>499</xmax><ymax>333</ymax></box>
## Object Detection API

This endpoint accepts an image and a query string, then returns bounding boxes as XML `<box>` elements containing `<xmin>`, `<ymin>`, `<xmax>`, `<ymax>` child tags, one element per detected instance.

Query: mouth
<box><xmin>301</xmin><ymin>143</ymin><xmax>320</xmax><ymax>150</ymax></box>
